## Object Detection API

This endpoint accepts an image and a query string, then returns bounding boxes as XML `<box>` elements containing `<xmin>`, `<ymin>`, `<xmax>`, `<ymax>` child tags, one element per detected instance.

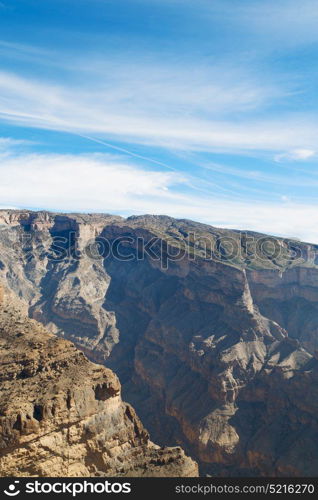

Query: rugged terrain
<box><xmin>0</xmin><ymin>284</ymin><xmax>198</xmax><ymax>477</ymax></box>
<box><xmin>0</xmin><ymin>209</ymin><xmax>318</xmax><ymax>476</ymax></box>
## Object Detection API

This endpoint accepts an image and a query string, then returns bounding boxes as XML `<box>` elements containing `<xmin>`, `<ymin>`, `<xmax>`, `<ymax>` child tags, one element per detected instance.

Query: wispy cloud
<box><xmin>275</xmin><ymin>149</ymin><xmax>316</xmax><ymax>162</ymax></box>
<box><xmin>0</xmin><ymin>136</ymin><xmax>32</xmax><ymax>151</ymax></box>
<box><xmin>200</xmin><ymin>159</ymin><xmax>318</xmax><ymax>188</ymax></box>
<box><xmin>1</xmin><ymin>144</ymin><xmax>318</xmax><ymax>243</ymax></box>
<box><xmin>0</xmin><ymin>66</ymin><xmax>314</xmax><ymax>156</ymax></box>
<box><xmin>1</xmin><ymin>0</ymin><xmax>318</xmax><ymax>243</ymax></box>
<box><xmin>233</xmin><ymin>0</ymin><xmax>318</xmax><ymax>48</ymax></box>
<box><xmin>0</xmin><ymin>149</ymin><xmax>185</xmax><ymax>212</ymax></box>
<box><xmin>189</xmin><ymin>0</ymin><xmax>318</xmax><ymax>50</ymax></box>
<box><xmin>0</xmin><ymin>21</ymin><xmax>314</xmax><ymax>159</ymax></box>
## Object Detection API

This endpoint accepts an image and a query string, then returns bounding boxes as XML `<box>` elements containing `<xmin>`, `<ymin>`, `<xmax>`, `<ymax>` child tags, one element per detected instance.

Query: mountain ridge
<box><xmin>1</xmin><ymin>209</ymin><xmax>318</xmax><ymax>476</ymax></box>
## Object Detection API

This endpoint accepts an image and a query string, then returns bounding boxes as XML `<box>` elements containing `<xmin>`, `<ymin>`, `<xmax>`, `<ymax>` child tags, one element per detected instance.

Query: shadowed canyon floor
<box><xmin>1</xmin><ymin>210</ymin><xmax>318</xmax><ymax>476</ymax></box>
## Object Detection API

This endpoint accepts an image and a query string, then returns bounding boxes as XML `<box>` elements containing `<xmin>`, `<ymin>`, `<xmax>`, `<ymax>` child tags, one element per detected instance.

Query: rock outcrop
<box><xmin>1</xmin><ymin>210</ymin><xmax>318</xmax><ymax>476</ymax></box>
<box><xmin>0</xmin><ymin>284</ymin><xmax>198</xmax><ymax>477</ymax></box>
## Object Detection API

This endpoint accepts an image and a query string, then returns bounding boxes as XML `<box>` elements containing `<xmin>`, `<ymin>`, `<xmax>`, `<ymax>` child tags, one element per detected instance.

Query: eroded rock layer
<box><xmin>0</xmin><ymin>285</ymin><xmax>198</xmax><ymax>477</ymax></box>
<box><xmin>1</xmin><ymin>210</ymin><xmax>318</xmax><ymax>476</ymax></box>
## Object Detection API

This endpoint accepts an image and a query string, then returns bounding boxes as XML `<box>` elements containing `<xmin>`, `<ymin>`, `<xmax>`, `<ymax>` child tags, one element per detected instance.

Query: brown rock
<box><xmin>0</xmin><ymin>285</ymin><xmax>198</xmax><ymax>477</ymax></box>
<box><xmin>1</xmin><ymin>210</ymin><xmax>318</xmax><ymax>476</ymax></box>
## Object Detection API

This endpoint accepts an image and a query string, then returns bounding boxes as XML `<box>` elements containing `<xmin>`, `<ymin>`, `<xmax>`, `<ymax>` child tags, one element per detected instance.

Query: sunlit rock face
<box><xmin>1</xmin><ymin>209</ymin><xmax>318</xmax><ymax>476</ymax></box>
<box><xmin>0</xmin><ymin>284</ymin><xmax>198</xmax><ymax>477</ymax></box>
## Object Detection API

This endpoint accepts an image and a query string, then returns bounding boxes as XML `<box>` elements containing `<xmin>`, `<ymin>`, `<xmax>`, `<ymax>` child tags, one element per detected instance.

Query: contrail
<box><xmin>76</xmin><ymin>133</ymin><xmax>241</xmax><ymax>198</ymax></box>
<box><xmin>76</xmin><ymin>133</ymin><xmax>178</xmax><ymax>173</ymax></box>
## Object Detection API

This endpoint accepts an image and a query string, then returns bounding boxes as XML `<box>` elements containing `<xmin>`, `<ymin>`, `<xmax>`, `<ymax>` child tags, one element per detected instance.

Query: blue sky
<box><xmin>1</xmin><ymin>0</ymin><xmax>318</xmax><ymax>241</ymax></box>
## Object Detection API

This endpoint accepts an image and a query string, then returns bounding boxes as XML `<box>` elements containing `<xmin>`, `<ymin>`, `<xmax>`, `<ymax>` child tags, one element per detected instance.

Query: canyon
<box><xmin>0</xmin><ymin>209</ymin><xmax>318</xmax><ymax>476</ymax></box>
<box><xmin>0</xmin><ymin>284</ymin><xmax>197</xmax><ymax>477</ymax></box>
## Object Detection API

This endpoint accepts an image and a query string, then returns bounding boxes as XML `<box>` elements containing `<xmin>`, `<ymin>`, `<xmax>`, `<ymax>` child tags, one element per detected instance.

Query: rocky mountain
<box><xmin>0</xmin><ymin>284</ymin><xmax>198</xmax><ymax>477</ymax></box>
<box><xmin>0</xmin><ymin>209</ymin><xmax>318</xmax><ymax>476</ymax></box>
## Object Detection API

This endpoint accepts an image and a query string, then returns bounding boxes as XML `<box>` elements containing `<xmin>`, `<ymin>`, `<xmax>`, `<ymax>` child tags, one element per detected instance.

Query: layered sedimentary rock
<box><xmin>1</xmin><ymin>210</ymin><xmax>318</xmax><ymax>476</ymax></box>
<box><xmin>0</xmin><ymin>285</ymin><xmax>198</xmax><ymax>477</ymax></box>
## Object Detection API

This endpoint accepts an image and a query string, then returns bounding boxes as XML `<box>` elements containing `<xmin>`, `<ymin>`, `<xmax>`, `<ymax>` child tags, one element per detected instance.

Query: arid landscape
<box><xmin>1</xmin><ymin>0</ymin><xmax>318</xmax><ymax>484</ymax></box>
<box><xmin>0</xmin><ymin>280</ymin><xmax>197</xmax><ymax>477</ymax></box>
<box><xmin>1</xmin><ymin>210</ymin><xmax>318</xmax><ymax>477</ymax></box>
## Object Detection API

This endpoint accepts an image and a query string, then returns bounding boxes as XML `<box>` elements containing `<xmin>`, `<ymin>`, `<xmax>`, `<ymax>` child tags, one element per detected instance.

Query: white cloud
<box><xmin>0</xmin><ymin>5</ymin><xmax>317</xmax><ymax>244</ymax></box>
<box><xmin>199</xmin><ymin>160</ymin><xmax>318</xmax><ymax>188</ymax></box>
<box><xmin>0</xmin><ymin>137</ymin><xmax>30</xmax><ymax>149</ymax></box>
<box><xmin>0</xmin><ymin>151</ymin><xmax>184</xmax><ymax>211</ymax></box>
<box><xmin>0</xmin><ymin>3</ymin><xmax>316</xmax><ymax>161</ymax></box>
<box><xmin>1</xmin><ymin>148</ymin><xmax>318</xmax><ymax>243</ymax></box>
<box><xmin>199</xmin><ymin>0</ymin><xmax>318</xmax><ymax>49</ymax></box>
<box><xmin>0</xmin><ymin>68</ymin><xmax>313</xmax><ymax>156</ymax></box>
<box><xmin>275</xmin><ymin>149</ymin><xmax>316</xmax><ymax>162</ymax></box>
<box><xmin>244</xmin><ymin>0</ymin><xmax>318</xmax><ymax>47</ymax></box>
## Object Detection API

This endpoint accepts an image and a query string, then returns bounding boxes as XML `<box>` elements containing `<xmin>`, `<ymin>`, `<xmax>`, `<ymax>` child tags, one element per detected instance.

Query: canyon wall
<box><xmin>1</xmin><ymin>210</ymin><xmax>318</xmax><ymax>476</ymax></box>
<box><xmin>0</xmin><ymin>284</ymin><xmax>197</xmax><ymax>477</ymax></box>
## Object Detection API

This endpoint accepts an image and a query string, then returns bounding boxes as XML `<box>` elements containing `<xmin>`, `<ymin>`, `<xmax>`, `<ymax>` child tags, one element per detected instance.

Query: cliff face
<box><xmin>1</xmin><ymin>210</ymin><xmax>318</xmax><ymax>476</ymax></box>
<box><xmin>247</xmin><ymin>267</ymin><xmax>318</xmax><ymax>354</ymax></box>
<box><xmin>0</xmin><ymin>285</ymin><xmax>198</xmax><ymax>477</ymax></box>
<box><xmin>232</xmin><ymin>349</ymin><xmax>318</xmax><ymax>477</ymax></box>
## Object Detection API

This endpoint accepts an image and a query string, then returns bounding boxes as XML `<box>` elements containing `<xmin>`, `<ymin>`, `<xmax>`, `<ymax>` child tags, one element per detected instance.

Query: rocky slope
<box><xmin>0</xmin><ymin>210</ymin><xmax>318</xmax><ymax>476</ymax></box>
<box><xmin>0</xmin><ymin>284</ymin><xmax>198</xmax><ymax>477</ymax></box>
